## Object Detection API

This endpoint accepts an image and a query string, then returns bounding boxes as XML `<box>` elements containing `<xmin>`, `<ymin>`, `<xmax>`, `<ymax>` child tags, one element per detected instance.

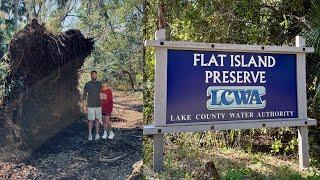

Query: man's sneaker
<box><xmin>102</xmin><ymin>131</ymin><xmax>108</xmax><ymax>139</ymax></box>
<box><xmin>95</xmin><ymin>134</ymin><xmax>100</xmax><ymax>140</ymax></box>
<box><xmin>88</xmin><ymin>134</ymin><xmax>93</xmax><ymax>141</ymax></box>
<box><xmin>108</xmin><ymin>131</ymin><xmax>114</xmax><ymax>139</ymax></box>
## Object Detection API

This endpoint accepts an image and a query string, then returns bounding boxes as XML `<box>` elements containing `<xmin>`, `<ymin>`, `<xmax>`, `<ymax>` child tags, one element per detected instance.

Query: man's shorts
<box><xmin>87</xmin><ymin>107</ymin><xmax>102</xmax><ymax>121</ymax></box>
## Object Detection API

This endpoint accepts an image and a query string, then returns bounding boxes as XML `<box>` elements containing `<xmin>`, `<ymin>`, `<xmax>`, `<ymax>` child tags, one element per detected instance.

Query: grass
<box><xmin>143</xmin><ymin>133</ymin><xmax>320</xmax><ymax>179</ymax></box>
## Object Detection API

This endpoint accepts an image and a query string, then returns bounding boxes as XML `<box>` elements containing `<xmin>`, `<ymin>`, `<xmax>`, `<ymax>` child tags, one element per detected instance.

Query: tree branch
<box><xmin>262</xmin><ymin>5</ymin><xmax>311</xmax><ymax>29</ymax></box>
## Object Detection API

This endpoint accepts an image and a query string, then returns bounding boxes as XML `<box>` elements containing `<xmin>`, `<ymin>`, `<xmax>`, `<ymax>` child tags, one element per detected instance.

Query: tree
<box><xmin>76</xmin><ymin>0</ymin><xmax>143</xmax><ymax>91</ymax></box>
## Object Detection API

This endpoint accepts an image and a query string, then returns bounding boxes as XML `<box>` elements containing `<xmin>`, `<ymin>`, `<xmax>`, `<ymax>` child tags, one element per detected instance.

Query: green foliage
<box><xmin>224</xmin><ymin>166</ymin><xmax>319</xmax><ymax>180</ymax></box>
<box><xmin>0</xmin><ymin>0</ymin><xmax>143</xmax><ymax>94</ymax></box>
<box><xmin>270</xmin><ymin>129</ymin><xmax>298</xmax><ymax>155</ymax></box>
<box><xmin>305</xmin><ymin>1</ymin><xmax>320</xmax><ymax>54</ymax></box>
<box><xmin>76</xmin><ymin>0</ymin><xmax>143</xmax><ymax>91</ymax></box>
<box><xmin>143</xmin><ymin>138</ymin><xmax>153</xmax><ymax>166</ymax></box>
<box><xmin>285</xmin><ymin>137</ymin><xmax>298</xmax><ymax>154</ymax></box>
<box><xmin>225</xmin><ymin>168</ymin><xmax>251</xmax><ymax>180</ymax></box>
<box><xmin>271</xmin><ymin>166</ymin><xmax>303</xmax><ymax>180</ymax></box>
<box><xmin>144</xmin><ymin>134</ymin><xmax>320</xmax><ymax>179</ymax></box>
<box><xmin>0</xmin><ymin>56</ymin><xmax>9</xmax><ymax>101</ymax></box>
<box><xmin>0</xmin><ymin>11</ymin><xmax>16</xmax><ymax>54</ymax></box>
<box><xmin>271</xmin><ymin>139</ymin><xmax>283</xmax><ymax>154</ymax></box>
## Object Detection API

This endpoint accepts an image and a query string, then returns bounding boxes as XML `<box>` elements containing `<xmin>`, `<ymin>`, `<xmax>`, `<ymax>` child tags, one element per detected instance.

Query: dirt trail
<box><xmin>111</xmin><ymin>91</ymin><xmax>143</xmax><ymax>129</ymax></box>
<box><xmin>0</xmin><ymin>91</ymin><xmax>143</xmax><ymax>180</ymax></box>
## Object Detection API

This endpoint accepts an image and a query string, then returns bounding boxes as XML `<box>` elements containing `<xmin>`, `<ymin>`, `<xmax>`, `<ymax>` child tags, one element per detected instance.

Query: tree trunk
<box><xmin>158</xmin><ymin>0</ymin><xmax>166</xmax><ymax>29</ymax></box>
<box><xmin>142</xmin><ymin>0</ymin><xmax>147</xmax><ymax>91</ymax></box>
<box><xmin>14</xmin><ymin>0</ymin><xmax>18</xmax><ymax>28</ymax></box>
<box><xmin>122</xmin><ymin>70</ymin><xmax>135</xmax><ymax>91</ymax></box>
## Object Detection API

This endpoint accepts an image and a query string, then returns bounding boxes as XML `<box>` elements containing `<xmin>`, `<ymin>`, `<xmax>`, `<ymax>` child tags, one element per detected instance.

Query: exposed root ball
<box><xmin>0</xmin><ymin>19</ymin><xmax>94</xmax><ymax>152</ymax></box>
<box><xmin>8</xmin><ymin>19</ymin><xmax>94</xmax><ymax>86</ymax></box>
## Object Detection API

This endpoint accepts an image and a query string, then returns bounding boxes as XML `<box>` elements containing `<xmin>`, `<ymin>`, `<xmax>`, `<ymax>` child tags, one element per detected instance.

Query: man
<box><xmin>83</xmin><ymin>70</ymin><xmax>102</xmax><ymax>141</ymax></box>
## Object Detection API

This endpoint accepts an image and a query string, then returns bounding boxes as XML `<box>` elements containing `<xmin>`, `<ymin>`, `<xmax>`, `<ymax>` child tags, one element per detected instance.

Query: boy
<box><xmin>100</xmin><ymin>79</ymin><xmax>114</xmax><ymax>139</ymax></box>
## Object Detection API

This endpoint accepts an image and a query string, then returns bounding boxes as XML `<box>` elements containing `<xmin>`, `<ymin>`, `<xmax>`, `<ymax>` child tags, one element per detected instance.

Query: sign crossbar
<box><xmin>145</xmin><ymin>40</ymin><xmax>314</xmax><ymax>53</ymax></box>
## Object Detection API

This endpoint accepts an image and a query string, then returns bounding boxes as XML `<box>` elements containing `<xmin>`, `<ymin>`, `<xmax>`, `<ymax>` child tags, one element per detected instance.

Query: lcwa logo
<box><xmin>207</xmin><ymin>86</ymin><xmax>266</xmax><ymax>110</ymax></box>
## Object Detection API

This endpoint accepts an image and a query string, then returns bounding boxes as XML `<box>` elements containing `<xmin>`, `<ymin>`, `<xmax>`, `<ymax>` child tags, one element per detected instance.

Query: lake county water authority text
<box><xmin>170</xmin><ymin>111</ymin><xmax>295</xmax><ymax>122</ymax></box>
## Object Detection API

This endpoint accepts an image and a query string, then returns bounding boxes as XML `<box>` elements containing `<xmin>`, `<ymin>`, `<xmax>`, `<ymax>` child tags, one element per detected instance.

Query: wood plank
<box><xmin>145</xmin><ymin>40</ymin><xmax>314</xmax><ymax>53</ymax></box>
<box><xmin>143</xmin><ymin>119</ymin><xmax>317</xmax><ymax>135</ymax></box>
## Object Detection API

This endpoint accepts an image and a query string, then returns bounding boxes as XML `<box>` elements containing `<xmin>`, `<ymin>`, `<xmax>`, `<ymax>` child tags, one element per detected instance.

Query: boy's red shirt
<box><xmin>100</xmin><ymin>88</ymin><xmax>113</xmax><ymax>114</ymax></box>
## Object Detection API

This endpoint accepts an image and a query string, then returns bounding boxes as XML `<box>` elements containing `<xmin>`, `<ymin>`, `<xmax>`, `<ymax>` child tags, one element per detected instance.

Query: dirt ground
<box><xmin>0</xmin><ymin>91</ymin><xmax>143</xmax><ymax>180</ymax></box>
<box><xmin>111</xmin><ymin>91</ymin><xmax>143</xmax><ymax>129</ymax></box>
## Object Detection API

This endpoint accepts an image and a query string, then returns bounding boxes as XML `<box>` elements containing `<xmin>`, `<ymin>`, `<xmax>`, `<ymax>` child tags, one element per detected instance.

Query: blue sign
<box><xmin>166</xmin><ymin>49</ymin><xmax>298</xmax><ymax>124</ymax></box>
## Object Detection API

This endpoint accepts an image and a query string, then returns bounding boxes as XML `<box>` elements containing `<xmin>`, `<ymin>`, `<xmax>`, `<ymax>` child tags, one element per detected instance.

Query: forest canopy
<box><xmin>0</xmin><ymin>0</ymin><xmax>143</xmax><ymax>97</ymax></box>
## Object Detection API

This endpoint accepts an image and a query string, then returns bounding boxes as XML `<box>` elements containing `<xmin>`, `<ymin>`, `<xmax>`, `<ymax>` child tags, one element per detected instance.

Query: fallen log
<box><xmin>0</xmin><ymin>19</ymin><xmax>94</xmax><ymax>156</ymax></box>
<box><xmin>98</xmin><ymin>153</ymin><xmax>127</xmax><ymax>163</ymax></box>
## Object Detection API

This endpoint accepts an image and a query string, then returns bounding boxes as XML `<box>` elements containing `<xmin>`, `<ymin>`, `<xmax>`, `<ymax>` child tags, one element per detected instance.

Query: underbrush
<box><xmin>143</xmin><ymin>132</ymin><xmax>320</xmax><ymax>179</ymax></box>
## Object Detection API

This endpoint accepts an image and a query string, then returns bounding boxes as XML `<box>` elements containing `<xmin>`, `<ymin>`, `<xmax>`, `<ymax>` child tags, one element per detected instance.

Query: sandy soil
<box><xmin>111</xmin><ymin>91</ymin><xmax>143</xmax><ymax>129</ymax></box>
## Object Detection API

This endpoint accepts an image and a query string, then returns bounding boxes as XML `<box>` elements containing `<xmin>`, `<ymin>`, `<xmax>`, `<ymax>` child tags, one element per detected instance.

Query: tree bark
<box><xmin>158</xmin><ymin>0</ymin><xmax>166</xmax><ymax>29</ymax></box>
<box><xmin>142</xmin><ymin>0</ymin><xmax>147</xmax><ymax>92</ymax></box>
<box><xmin>14</xmin><ymin>0</ymin><xmax>18</xmax><ymax>28</ymax></box>
<box><xmin>122</xmin><ymin>70</ymin><xmax>135</xmax><ymax>91</ymax></box>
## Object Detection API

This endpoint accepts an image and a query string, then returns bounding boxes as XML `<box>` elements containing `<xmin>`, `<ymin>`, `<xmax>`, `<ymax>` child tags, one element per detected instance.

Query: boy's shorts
<box><xmin>87</xmin><ymin>107</ymin><xmax>102</xmax><ymax>121</ymax></box>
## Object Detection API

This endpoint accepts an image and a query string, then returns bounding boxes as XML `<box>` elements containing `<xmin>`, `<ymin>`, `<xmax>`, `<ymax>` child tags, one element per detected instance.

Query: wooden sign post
<box><xmin>296</xmin><ymin>36</ymin><xmax>310</xmax><ymax>169</ymax></box>
<box><xmin>153</xmin><ymin>28</ymin><xmax>166</xmax><ymax>172</ymax></box>
<box><xmin>145</xmin><ymin>29</ymin><xmax>317</xmax><ymax>172</ymax></box>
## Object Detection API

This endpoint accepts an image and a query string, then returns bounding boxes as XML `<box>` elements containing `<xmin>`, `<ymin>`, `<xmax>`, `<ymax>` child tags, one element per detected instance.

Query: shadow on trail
<box><xmin>26</xmin><ymin>119</ymin><xmax>142</xmax><ymax>180</ymax></box>
<box><xmin>115</xmin><ymin>103</ymin><xmax>143</xmax><ymax>113</ymax></box>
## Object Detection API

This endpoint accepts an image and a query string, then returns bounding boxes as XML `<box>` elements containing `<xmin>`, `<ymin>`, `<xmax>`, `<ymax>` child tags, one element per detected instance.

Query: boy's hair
<box><xmin>101</xmin><ymin>79</ymin><xmax>109</xmax><ymax>84</ymax></box>
<box><xmin>91</xmin><ymin>70</ymin><xmax>97</xmax><ymax>75</ymax></box>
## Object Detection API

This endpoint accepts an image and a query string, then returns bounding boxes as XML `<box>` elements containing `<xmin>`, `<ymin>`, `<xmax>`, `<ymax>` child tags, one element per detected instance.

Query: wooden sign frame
<box><xmin>144</xmin><ymin>29</ymin><xmax>317</xmax><ymax>172</ymax></box>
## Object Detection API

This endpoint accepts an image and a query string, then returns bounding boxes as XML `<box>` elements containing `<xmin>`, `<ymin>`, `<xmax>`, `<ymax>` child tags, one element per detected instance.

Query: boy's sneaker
<box><xmin>95</xmin><ymin>134</ymin><xmax>100</xmax><ymax>140</ymax></box>
<box><xmin>102</xmin><ymin>131</ymin><xmax>108</xmax><ymax>139</ymax></box>
<box><xmin>88</xmin><ymin>134</ymin><xmax>93</xmax><ymax>141</ymax></box>
<box><xmin>108</xmin><ymin>131</ymin><xmax>114</xmax><ymax>139</ymax></box>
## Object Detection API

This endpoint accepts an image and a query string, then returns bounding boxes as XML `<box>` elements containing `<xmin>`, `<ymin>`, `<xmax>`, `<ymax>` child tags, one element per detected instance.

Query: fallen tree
<box><xmin>0</xmin><ymin>19</ymin><xmax>94</xmax><ymax>155</ymax></box>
